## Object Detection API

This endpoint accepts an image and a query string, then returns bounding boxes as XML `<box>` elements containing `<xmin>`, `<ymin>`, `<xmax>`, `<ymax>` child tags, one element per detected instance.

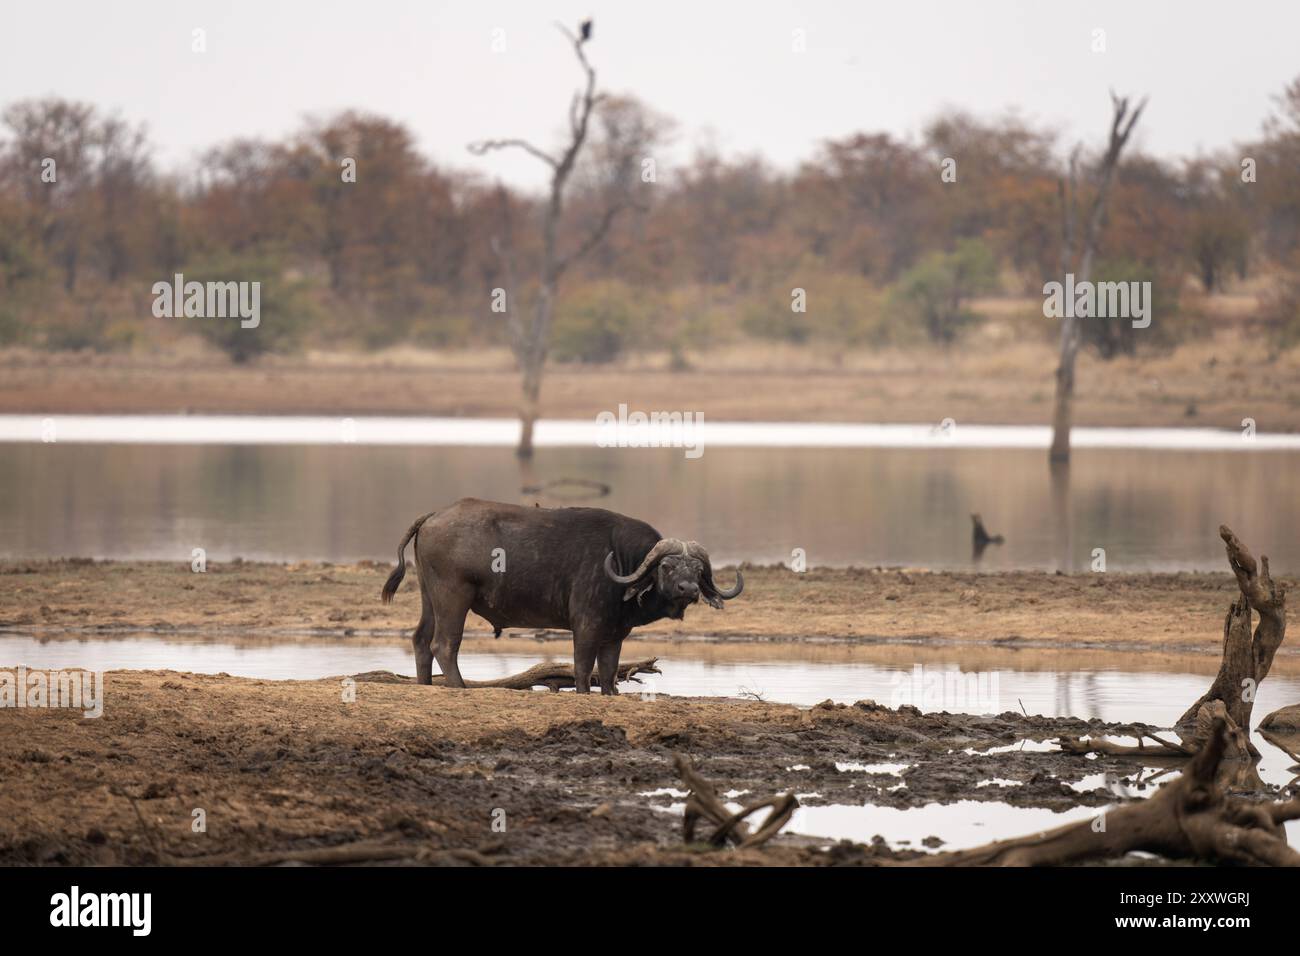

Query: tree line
<box><xmin>2</xmin><ymin>77</ymin><xmax>1300</xmax><ymax>362</ymax></box>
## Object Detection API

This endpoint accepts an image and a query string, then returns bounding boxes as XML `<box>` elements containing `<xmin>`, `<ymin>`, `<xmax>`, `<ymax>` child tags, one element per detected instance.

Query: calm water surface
<box><xmin>2</xmin><ymin>427</ymin><xmax>1298</xmax><ymax>570</ymax></box>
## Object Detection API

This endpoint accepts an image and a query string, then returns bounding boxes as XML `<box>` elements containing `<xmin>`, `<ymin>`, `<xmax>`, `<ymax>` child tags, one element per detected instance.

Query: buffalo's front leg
<box><xmin>573</xmin><ymin>631</ymin><xmax>598</xmax><ymax>694</ymax></box>
<box><xmin>596</xmin><ymin>641</ymin><xmax>623</xmax><ymax>696</ymax></box>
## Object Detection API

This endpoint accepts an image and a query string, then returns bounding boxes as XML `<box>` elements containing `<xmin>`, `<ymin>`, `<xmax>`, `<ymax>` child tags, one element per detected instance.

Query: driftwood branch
<box><xmin>429</xmin><ymin>657</ymin><xmax>660</xmax><ymax>692</ymax></box>
<box><xmin>672</xmin><ymin>754</ymin><xmax>797</xmax><ymax>850</ymax></box>
<box><xmin>350</xmin><ymin>658</ymin><xmax>659</xmax><ymax>692</ymax></box>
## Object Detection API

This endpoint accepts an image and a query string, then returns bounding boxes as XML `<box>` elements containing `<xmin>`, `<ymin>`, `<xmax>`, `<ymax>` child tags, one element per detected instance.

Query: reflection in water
<box><xmin>969</xmin><ymin>512</ymin><xmax>1004</xmax><ymax>563</ymax></box>
<box><xmin>3</xmin><ymin>443</ymin><xmax>1299</xmax><ymax>571</ymax></box>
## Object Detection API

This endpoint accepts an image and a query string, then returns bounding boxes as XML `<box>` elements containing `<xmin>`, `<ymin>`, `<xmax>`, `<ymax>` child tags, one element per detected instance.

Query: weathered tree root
<box><xmin>918</xmin><ymin>719</ymin><xmax>1300</xmax><ymax>866</ymax></box>
<box><xmin>672</xmin><ymin>754</ymin><xmax>798</xmax><ymax>850</ymax></box>
<box><xmin>429</xmin><ymin>657</ymin><xmax>661</xmax><ymax>692</ymax></box>
<box><xmin>1057</xmin><ymin>525</ymin><xmax>1285</xmax><ymax>762</ymax></box>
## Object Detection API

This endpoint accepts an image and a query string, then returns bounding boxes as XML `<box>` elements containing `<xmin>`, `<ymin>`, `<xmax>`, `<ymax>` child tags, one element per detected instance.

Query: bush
<box><xmin>891</xmin><ymin>239</ymin><xmax>1000</xmax><ymax>344</ymax></box>
<box><xmin>1261</xmin><ymin>261</ymin><xmax>1300</xmax><ymax>354</ymax></box>
<box><xmin>176</xmin><ymin>253</ymin><xmax>313</xmax><ymax>363</ymax></box>
<box><xmin>739</xmin><ymin>270</ymin><xmax>895</xmax><ymax>347</ymax></box>
<box><xmin>1078</xmin><ymin>257</ymin><xmax>1184</xmax><ymax>358</ymax></box>
<box><xmin>552</xmin><ymin>279</ymin><xmax>650</xmax><ymax>363</ymax></box>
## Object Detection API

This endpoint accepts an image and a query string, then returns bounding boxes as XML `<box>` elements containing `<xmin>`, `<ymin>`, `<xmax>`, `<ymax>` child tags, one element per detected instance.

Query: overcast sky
<box><xmin>2</xmin><ymin>0</ymin><xmax>1296</xmax><ymax>190</ymax></box>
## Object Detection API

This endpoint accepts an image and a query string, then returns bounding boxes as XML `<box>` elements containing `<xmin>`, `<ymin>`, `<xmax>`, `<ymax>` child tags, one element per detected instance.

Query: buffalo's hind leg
<box><xmin>412</xmin><ymin>588</ymin><xmax>435</xmax><ymax>685</ymax></box>
<box><xmin>573</xmin><ymin>629</ymin><xmax>598</xmax><ymax>694</ymax></box>
<box><xmin>432</xmin><ymin>584</ymin><xmax>473</xmax><ymax>689</ymax></box>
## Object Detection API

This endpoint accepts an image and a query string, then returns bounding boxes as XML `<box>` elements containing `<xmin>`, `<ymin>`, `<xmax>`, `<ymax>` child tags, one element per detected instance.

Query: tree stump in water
<box><xmin>1057</xmin><ymin>525</ymin><xmax>1285</xmax><ymax>763</ymax></box>
<box><xmin>1175</xmin><ymin>526</ymin><xmax>1287</xmax><ymax>757</ymax></box>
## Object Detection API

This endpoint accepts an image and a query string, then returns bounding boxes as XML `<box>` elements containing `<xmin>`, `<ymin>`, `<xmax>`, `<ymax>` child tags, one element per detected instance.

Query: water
<box><xmin>6</xmin><ymin>632</ymin><xmax>1300</xmax><ymax>726</ymax></box>
<box><xmin>6</xmin><ymin>632</ymin><xmax>1297</xmax><ymax>852</ymax></box>
<box><xmin>5</xmin><ymin>414</ymin><xmax>1298</xmax><ymax>854</ymax></box>
<box><xmin>3</xmin><ymin>417</ymin><xmax>1299</xmax><ymax>571</ymax></box>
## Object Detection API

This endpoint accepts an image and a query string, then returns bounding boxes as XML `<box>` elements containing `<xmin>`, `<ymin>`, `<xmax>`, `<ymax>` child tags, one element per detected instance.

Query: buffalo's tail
<box><xmin>381</xmin><ymin>511</ymin><xmax>436</xmax><ymax>604</ymax></box>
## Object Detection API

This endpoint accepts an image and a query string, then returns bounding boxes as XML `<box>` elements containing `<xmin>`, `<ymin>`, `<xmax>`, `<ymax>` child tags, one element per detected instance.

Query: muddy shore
<box><xmin>4</xmin><ymin>559</ymin><xmax>1295</xmax><ymax>665</ymax></box>
<box><xmin>2</xmin><ymin>667</ymin><xmax>1169</xmax><ymax>866</ymax></box>
<box><xmin>5</xmin><ymin>560</ymin><xmax>1298</xmax><ymax>866</ymax></box>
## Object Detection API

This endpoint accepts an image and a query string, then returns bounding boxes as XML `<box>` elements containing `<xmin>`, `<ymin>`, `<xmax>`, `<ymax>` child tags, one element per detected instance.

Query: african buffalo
<box><xmin>381</xmin><ymin>498</ymin><xmax>743</xmax><ymax>694</ymax></box>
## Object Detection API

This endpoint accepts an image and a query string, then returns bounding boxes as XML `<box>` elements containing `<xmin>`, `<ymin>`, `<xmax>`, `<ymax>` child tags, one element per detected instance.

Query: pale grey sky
<box><xmin>2</xmin><ymin>0</ymin><xmax>1296</xmax><ymax>190</ymax></box>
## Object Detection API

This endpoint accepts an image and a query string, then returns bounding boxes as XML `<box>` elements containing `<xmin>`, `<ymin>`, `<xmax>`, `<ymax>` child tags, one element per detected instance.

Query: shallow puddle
<box><xmin>6</xmin><ymin>631</ymin><xmax>1300</xmax><ymax>728</ymax></box>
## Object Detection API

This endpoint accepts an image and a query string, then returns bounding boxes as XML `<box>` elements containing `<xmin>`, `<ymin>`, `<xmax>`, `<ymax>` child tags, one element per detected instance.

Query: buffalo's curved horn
<box><xmin>604</xmin><ymin>538</ymin><xmax>685</xmax><ymax>584</ymax></box>
<box><xmin>714</xmin><ymin>568</ymin><xmax>744</xmax><ymax>599</ymax></box>
<box><xmin>684</xmin><ymin>541</ymin><xmax>744</xmax><ymax>599</ymax></box>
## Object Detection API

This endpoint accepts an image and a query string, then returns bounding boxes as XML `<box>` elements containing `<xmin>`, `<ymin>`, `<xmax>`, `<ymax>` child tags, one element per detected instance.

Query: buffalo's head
<box><xmin>604</xmin><ymin>539</ymin><xmax>743</xmax><ymax>617</ymax></box>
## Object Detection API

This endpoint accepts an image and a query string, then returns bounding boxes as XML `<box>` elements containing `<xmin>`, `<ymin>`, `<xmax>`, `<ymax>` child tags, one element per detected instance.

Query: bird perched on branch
<box><xmin>579</xmin><ymin>18</ymin><xmax>593</xmax><ymax>42</ymax></box>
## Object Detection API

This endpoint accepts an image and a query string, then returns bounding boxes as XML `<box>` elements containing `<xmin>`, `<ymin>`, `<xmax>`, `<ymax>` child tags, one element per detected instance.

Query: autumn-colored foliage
<box><xmin>3</xmin><ymin>80</ymin><xmax>1300</xmax><ymax>361</ymax></box>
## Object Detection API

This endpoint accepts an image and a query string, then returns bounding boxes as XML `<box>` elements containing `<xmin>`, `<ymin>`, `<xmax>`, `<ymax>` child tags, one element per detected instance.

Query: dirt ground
<box><xmin>3</xmin><ymin>331</ymin><xmax>1299</xmax><ymax>431</ymax></box>
<box><xmin>1</xmin><ymin>667</ymin><xmax>1179</xmax><ymax>866</ymax></box>
<box><xmin>3</xmin><ymin>559</ymin><xmax>1296</xmax><ymax>668</ymax></box>
<box><xmin>4</xmin><ymin>560</ymin><xmax>1298</xmax><ymax>866</ymax></box>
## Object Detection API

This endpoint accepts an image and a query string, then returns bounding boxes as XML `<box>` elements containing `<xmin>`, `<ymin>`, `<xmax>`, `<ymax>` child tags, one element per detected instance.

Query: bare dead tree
<box><xmin>1048</xmin><ymin>93</ymin><xmax>1146</xmax><ymax>463</ymax></box>
<box><xmin>469</xmin><ymin>24</ymin><xmax>631</xmax><ymax>459</ymax></box>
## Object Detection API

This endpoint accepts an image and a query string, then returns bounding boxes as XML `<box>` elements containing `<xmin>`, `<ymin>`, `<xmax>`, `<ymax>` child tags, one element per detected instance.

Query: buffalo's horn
<box><xmin>604</xmin><ymin>538</ymin><xmax>685</xmax><ymax>584</ymax></box>
<box><xmin>685</xmin><ymin>540</ymin><xmax>744</xmax><ymax>599</ymax></box>
<box><xmin>714</xmin><ymin>569</ymin><xmax>744</xmax><ymax>599</ymax></box>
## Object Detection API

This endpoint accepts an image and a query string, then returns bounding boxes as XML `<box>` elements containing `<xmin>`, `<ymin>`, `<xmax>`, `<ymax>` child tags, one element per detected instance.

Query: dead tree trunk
<box><xmin>1177</xmin><ymin>525</ymin><xmax>1287</xmax><ymax>742</ymax></box>
<box><xmin>923</xmin><ymin>719</ymin><xmax>1300</xmax><ymax>866</ymax></box>
<box><xmin>1057</xmin><ymin>525</ymin><xmax>1285</xmax><ymax>763</ymax></box>
<box><xmin>1049</xmin><ymin>94</ymin><xmax>1145</xmax><ymax>463</ymax></box>
<box><xmin>470</xmin><ymin>26</ymin><xmax>627</xmax><ymax>459</ymax></box>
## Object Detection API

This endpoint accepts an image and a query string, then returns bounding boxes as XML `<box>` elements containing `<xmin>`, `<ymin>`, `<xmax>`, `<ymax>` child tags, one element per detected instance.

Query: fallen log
<box><xmin>350</xmin><ymin>657</ymin><xmax>660</xmax><ymax>692</ymax></box>
<box><xmin>429</xmin><ymin>657</ymin><xmax>661</xmax><ymax>692</ymax></box>
<box><xmin>672</xmin><ymin>754</ymin><xmax>798</xmax><ymax>849</ymax></box>
<box><xmin>918</xmin><ymin>718</ymin><xmax>1300</xmax><ymax>866</ymax></box>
